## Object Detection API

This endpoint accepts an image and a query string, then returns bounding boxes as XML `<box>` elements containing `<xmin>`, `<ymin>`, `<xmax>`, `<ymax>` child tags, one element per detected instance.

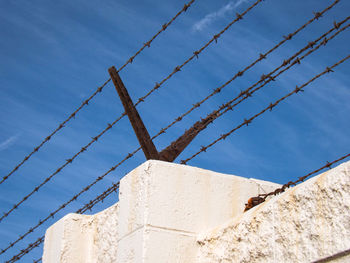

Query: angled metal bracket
<box><xmin>108</xmin><ymin>66</ymin><xmax>159</xmax><ymax>160</ymax></box>
<box><xmin>108</xmin><ymin>66</ymin><xmax>214</xmax><ymax>162</ymax></box>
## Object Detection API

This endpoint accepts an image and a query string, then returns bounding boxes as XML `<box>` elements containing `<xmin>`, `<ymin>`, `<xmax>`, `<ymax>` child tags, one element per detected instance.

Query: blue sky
<box><xmin>0</xmin><ymin>0</ymin><xmax>349</xmax><ymax>261</ymax></box>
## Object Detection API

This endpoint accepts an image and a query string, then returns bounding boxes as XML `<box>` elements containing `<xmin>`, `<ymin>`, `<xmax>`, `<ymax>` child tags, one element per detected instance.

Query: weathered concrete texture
<box><xmin>42</xmin><ymin>160</ymin><xmax>280</xmax><ymax>263</ymax></box>
<box><xmin>42</xmin><ymin>203</ymin><xmax>119</xmax><ymax>263</ymax></box>
<box><xmin>197</xmin><ymin>161</ymin><xmax>350</xmax><ymax>263</ymax></box>
<box><xmin>43</xmin><ymin>213</ymin><xmax>95</xmax><ymax>263</ymax></box>
<box><xmin>94</xmin><ymin>203</ymin><xmax>119</xmax><ymax>263</ymax></box>
<box><xmin>116</xmin><ymin>160</ymin><xmax>280</xmax><ymax>262</ymax></box>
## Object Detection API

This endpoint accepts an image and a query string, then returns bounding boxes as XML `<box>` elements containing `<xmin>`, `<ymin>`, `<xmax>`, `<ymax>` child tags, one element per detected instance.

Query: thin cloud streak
<box><xmin>0</xmin><ymin>135</ymin><xmax>19</xmax><ymax>151</ymax></box>
<box><xmin>192</xmin><ymin>0</ymin><xmax>249</xmax><ymax>32</ymax></box>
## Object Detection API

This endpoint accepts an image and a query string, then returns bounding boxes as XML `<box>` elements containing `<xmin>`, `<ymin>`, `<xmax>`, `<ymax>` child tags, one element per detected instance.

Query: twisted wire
<box><xmin>0</xmin><ymin>0</ymin><xmax>196</xmax><ymax>187</ymax></box>
<box><xmin>181</xmin><ymin>54</ymin><xmax>350</xmax><ymax>163</ymax></box>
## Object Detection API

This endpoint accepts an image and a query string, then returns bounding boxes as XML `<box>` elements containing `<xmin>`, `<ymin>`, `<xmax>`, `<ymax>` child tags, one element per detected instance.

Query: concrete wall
<box><xmin>197</xmin><ymin>161</ymin><xmax>350</xmax><ymax>263</ymax></box>
<box><xmin>42</xmin><ymin>160</ymin><xmax>279</xmax><ymax>262</ymax></box>
<box><xmin>42</xmin><ymin>160</ymin><xmax>350</xmax><ymax>263</ymax></box>
<box><xmin>42</xmin><ymin>203</ymin><xmax>119</xmax><ymax>263</ymax></box>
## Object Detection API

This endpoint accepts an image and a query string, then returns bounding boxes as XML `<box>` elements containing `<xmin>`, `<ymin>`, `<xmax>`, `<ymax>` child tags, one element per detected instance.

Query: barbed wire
<box><xmin>5</xmin><ymin>27</ymin><xmax>347</xmax><ymax>259</ymax></box>
<box><xmin>116</xmin><ymin>0</ymin><xmax>196</xmax><ymax>73</ymax></box>
<box><xmin>0</xmin><ymin>147</ymin><xmax>138</xmax><ymax>257</ymax></box>
<box><xmin>2</xmin><ymin>102</ymin><xmax>195</xmax><ymax>258</ymax></box>
<box><xmin>245</xmin><ymin>153</ymin><xmax>350</xmax><ymax>212</ymax></box>
<box><xmin>218</xmin><ymin>19</ymin><xmax>350</xmax><ymax>111</ymax></box>
<box><xmin>75</xmin><ymin>182</ymin><xmax>120</xmax><ymax>214</ymax></box>
<box><xmin>0</xmin><ymin>0</ymin><xmax>261</xmax><ymax>225</ymax></box>
<box><xmin>181</xmin><ymin>54</ymin><xmax>350</xmax><ymax>164</ymax></box>
<box><xmin>182</xmin><ymin>20</ymin><xmax>350</xmax><ymax>144</ymax></box>
<box><xmin>132</xmin><ymin>0</ymin><xmax>264</xmax><ymax>107</ymax></box>
<box><xmin>6</xmin><ymin>40</ymin><xmax>348</xmax><ymax>263</ymax></box>
<box><xmin>143</xmin><ymin>2</ymin><xmax>343</xmax><ymax>141</ymax></box>
<box><xmin>0</xmin><ymin>0</ymin><xmax>197</xmax><ymax>223</ymax></box>
<box><xmin>4</xmin><ymin>183</ymin><xmax>120</xmax><ymax>263</ymax></box>
<box><xmin>0</xmin><ymin>3</ymin><xmax>345</xmax><ymax>255</ymax></box>
<box><xmin>175</xmin><ymin>18</ymin><xmax>349</xmax><ymax>164</ymax></box>
<box><xmin>0</xmin><ymin>78</ymin><xmax>110</xmax><ymax>187</ymax></box>
<box><xmin>0</xmin><ymin>0</ymin><xmax>196</xmax><ymax>187</ymax></box>
<box><xmin>1</xmin><ymin>0</ymin><xmax>344</xmax><ymax>259</ymax></box>
<box><xmin>4</xmin><ymin>236</ymin><xmax>44</xmax><ymax>263</ymax></box>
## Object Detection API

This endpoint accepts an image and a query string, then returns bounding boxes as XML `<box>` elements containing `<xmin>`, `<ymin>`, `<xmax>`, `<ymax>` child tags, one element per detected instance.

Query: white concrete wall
<box><xmin>42</xmin><ymin>203</ymin><xmax>119</xmax><ymax>263</ymax></box>
<box><xmin>43</xmin><ymin>160</ymin><xmax>350</xmax><ymax>262</ymax></box>
<box><xmin>197</xmin><ymin>161</ymin><xmax>350</xmax><ymax>263</ymax></box>
<box><xmin>42</xmin><ymin>160</ymin><xmax>279</xmax><ymax>262</ymax></box>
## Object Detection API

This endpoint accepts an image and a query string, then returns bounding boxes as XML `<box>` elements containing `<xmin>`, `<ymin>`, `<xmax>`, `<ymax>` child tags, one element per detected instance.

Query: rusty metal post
<box><xmin>159</xmin><ymin>112</ymin><xmax>217</xmax><ymax>162</ymax></box>
<box><xmin>108</xmin><ymin>66</ymin><xmax>219</xmax><ymax>163</ymax></box>
<box><xmin>108</xmin><ymin>66</ymin><xmax>160</xmax><ymax>160</ymax></box>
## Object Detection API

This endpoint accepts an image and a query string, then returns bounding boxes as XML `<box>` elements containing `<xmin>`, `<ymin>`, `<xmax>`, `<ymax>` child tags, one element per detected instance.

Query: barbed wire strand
<box><xmin>0</xmin><ymin>147</ymin><xmax>139</xmax><ymax>257</ymax></box>
<box><xmin>132</xmin><ymin>0</ymin><xmax>265</xmax><ymax>106</ymax></box>
<box><xmin>177</xmin><ymin>22</ymin><xmax>350</xmax><ymax>161</ymax></box>
<box><xmin>244</xmin><ymin>152</ymin><xmax>350</xmax><ymax>211</ymax></box>
<box><xmin>193</xmin><ymin>21</ymin><xmax>350</xmax><ymax>137</ymax></box>
<box><xmin>0</xmin><ymin>0</ymin><xmax>197</xmax><ymax>187</ymax></box>
<box><xmin>0</xmin><ymin>77</ymin><xmax>110</xmax><ymax>187</ymax></box>
<box><xmin>146</xmin><ymin>4</ymin><xmax>345</xmax><ymax>140</ymax></box>
<box><xmin>181</xmin><ymin>54</ymin><xmax>350</xmax><ymax>164</ymax></box>
<box><xmin>5</xmin><ymin>183</ymin><xmax>120</xmax><ymax>263</ymax></box>
<box><xmin>0</xmin><ymin>5</ymin><xmax>345</xmax><ymax>256</ymax></box>
<box><xmin>261</xmin><ymin>153</ymin><xmax>350</xmax><ymax>199</ymax></box>
<box><xmin>0</xmin><ymin>0</ymin><xmax>198</xmax><ymax>223</ymax></box>
<box><xmin>157</xmin><ymin>18</ymin><xmax>350</xmax><ymax>166</ymax></box>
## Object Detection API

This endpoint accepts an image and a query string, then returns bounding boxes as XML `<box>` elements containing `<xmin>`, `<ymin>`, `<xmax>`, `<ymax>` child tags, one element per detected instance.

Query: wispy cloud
<box><xmin>0</xmin><ymin>135</ymin><xmax>19</xmax><ymax>151</ymax></box>
<box><xmin>192</xmin><ymin>0</ymin><xmax>249</xmax><ymax>32</ymax></box>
